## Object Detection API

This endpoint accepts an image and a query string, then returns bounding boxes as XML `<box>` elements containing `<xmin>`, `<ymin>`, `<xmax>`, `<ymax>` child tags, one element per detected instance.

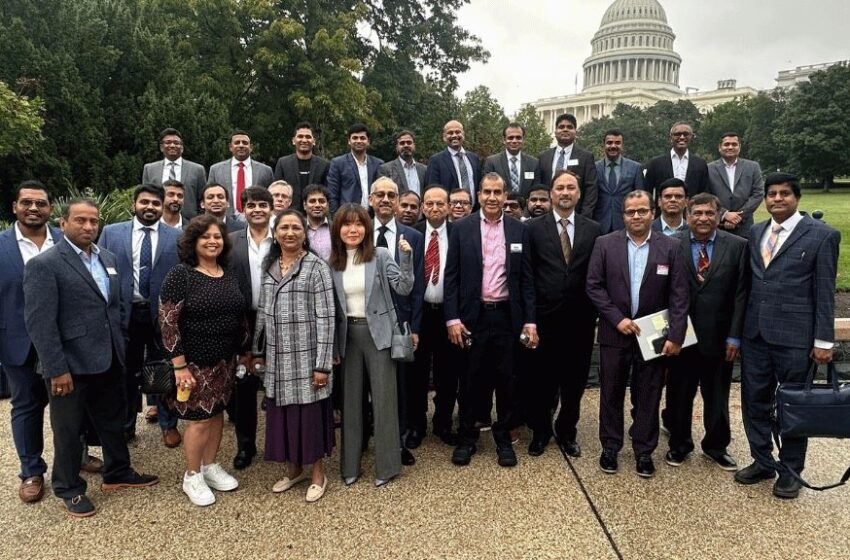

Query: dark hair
<box><xmin>133</xmin><ymin>183</ymin><xmax>165</xmax><ymax>203</ymax></box>
<box><xmin>764</xmin><ymin>172</ymin><xmax>801</xmax><ymax>198</ymax></box>
<box><xmin>399</xmin><ymin>191</ymin><xmax>421</xmax><ymax>204</ymax></box>
<box><xmin>15</xmin><ymin>180</ymin><xmax>50</xmax><ymax>202</ymax></box>
<box><xmin>158</xmin><ymin>128</ymin><xmax>182</xmax><ymax>142</ymax></box>
<box><xmin>719</xmin><ymin>131</ymin><xmax>740</xmax><ymax>143</ymax></box>
<box><xmin>394</xmin><ymin>130</ymin><xmax>415</xmax><ymax>143</ymax></box>
<box><xmin>162</xmin><ymin>179</ymin><xmax>184</xmax><ymax>191</ymax></box>
<box><xmin>688</xmin><ymin>193</ymin><xmax>720</xmax><ymax>212</ymax></box>
<box><xmin>201</xmin><ymin>183</ymin><xmax>229</xmax><ymax>202</ymax></box>
<box><xmin>506</xmin><ymin>192</ymin><xmax>525</xmax><ymax>207</ymax></box>
<box><xmin>302</xmin><ymin>184</ymin><xmax>329</xmax><ymax>206</ymax></box>
<box><xmin>604</xmin><ymin>129</ymin><xmax>624</xmax><ymax>141</ymax></box>
<box><xmin>240</xmin><ymin>186</ymin><xmax>273</xmax><ymax>207</ymax></box>
<box><xmin>228</xmin><ymin>129</ymin><xmax>250</xmax><ymax>143</ymax></box>
<box><xmin>449</xmin><ymin>188</ymin><xmax>472</xmax><ymax>201</ymax></box>
<box><xmin>423</xmin><ymin>184</ymin><xmax>449</xmax><ymax>200</ymax></box>
<box><xmin>178</xmin><ymin>215</ymin><xmax>232</xmax><ymax>268</ymax></box>
<box><xmin>264</xmin><ymin>209</ymin><xmax>311</xmax><ymax>272</ymax></box>
<box><xmin>658</xmin><ymin>178</ymin><xmax>688</xmax><ymax>197</ymax></box>
<box><xmin>293</xmin><ymin>121</ymin><xmax>314</xmax><ymax>135</ymax></box>
<box><xmin>503</xmin><ymin>122</ymin><xmax>525</xmax><ymax>137</ymax></box>
<box><xmin>329</xmin><ymin>204</ymin><xmax>374</xmax><ymax>271</ymax></box>
<box><xmin>527</xmin><ymin>184</ymin><xmax>550</xmax><ymax>195</ymax></box>
<box><xmin>551</xmin><ymin>169</ymin><xmax>581</xmax><ymax>187</ymax></box>
<box><xmin>555</xmin><ymin>113</ymin><xmax>577</xmax><ymax>128</ymax></box>
<box><xmin>62</xmin><ymin>198</ymin><xmax>99</xmax><ymax>219</ymax></box>
<box><xmin>347</xmin><ymin>123</ymin><xmax>369</xmax><ymax>138</ymax></box>
<box><xmin>623</xmin><ymin>190</ymin><xmax>655</xmax><ymax>211</ymax></box>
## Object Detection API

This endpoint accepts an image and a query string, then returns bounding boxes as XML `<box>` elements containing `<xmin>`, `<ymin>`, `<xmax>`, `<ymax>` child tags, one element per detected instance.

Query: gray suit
<box><xmin>377</xmin><ymin>158</ymin><xmax>427</xmax><ymax>196</ymax></box>
<box><xmin>482</xmin><ymin>151</ymin><xmax>539</xmax><ymax>195</ymax></box>
<box><xmin>141</xmin><ymin>158</ymin><xmax>207</xmax><ymax>219</ymax></box>
<box><xmin>207</xmin><ymin>158</ymin><xmax>274</xmax><ymax>216</ymax></box>
<box><xmin>707</xmin><ymin>158</ymin><xmax>764</xmax><ymax>238</ymax></box>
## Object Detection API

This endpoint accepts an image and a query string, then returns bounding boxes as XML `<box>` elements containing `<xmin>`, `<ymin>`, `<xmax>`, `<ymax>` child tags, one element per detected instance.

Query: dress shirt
<box><xmin>506</xmin><ymin>150</ymin><xmax>523</xmax><ymax>182</ymax></box>
<box><xmin>15</xmin><ymin>222</ymin><xmax>54</xmax><ymax>265</ymax></box>
<box><xmin>354</xmin><ymin>153</ymin><xmax>369</xmax><ymax>206</ymax></box>
<box><xmin>480</xmin><ymin>211</ymin><xmax>508</xmax><ymax>302</ymax></box>
<box><xmin>423</xmin><ymin>221</ymin><xmax>448</xmax><ymax>304</ymax></box>
<box><xmin>552</xmin><ymin>144</ymin><xmax>574</xmax><ymax>178</ymax></box>
<box><xmin>307</xmin><ymin>219</ymin><xmax>332</xmax><ymax>262</ymax></box>
<box><xmin>626</xmin><ymin>232</ymin><xmax>651</xmax><ymax>317</ymax></box>
<box><xmin>373</xmin><ymin>218</ymin><xmax>397</xmax><ymax>253</ymax></box>
<box><xmin>132</xmin><ymin>218</ymin><xmax>160</xmax><ymax>302</ymax></box>
<box><xmin>670</xmin><ymin>149</ymin><xmax>689</xmax><ymax>181</ymax></box>
<box><xmin>553</xmin><ymin>209</ymin><xmax>575</xmax><ymax>248</ymax></box>
<box><xmin>247</xmin><ymin>228</ymin><xmax>273</xmax><ymax>310</ymax></box>
<box><xmin>343</xmin><ymin>249</ymin><xmax>367</xmax><ymax>318</ymax></box>
<box><xmin>230</xmin><ymin>157</ymin><xmax>254</xmax><ymax>207</ymax></box>
<box><xmin>448</xmin><ymin>147</ymin><xmax>475</xmax><ymax>195</ymax></box>
<box><xmin>724</xmin><ymin>159</ymin><xmax>737</xmax><ymax>192</ymax></box>
<box><xmin>161</xmin><ymin>157</ymin><xmax>183</xmax><ymax>183</ymax></box>
<box><xmin>605</xmin><ymin>156</ymin><xmax>622</xmax><ymax>185</ymax></box>
<box><xmin>400</xmin><ymin>158</ymin><xmax>421</xmax><ymax>195</ymax></box>
<box><xmin>65</xmin><ymin>236</ymin><xmax>110</xmax><ymax>301</ymax></box>
<box><xmin>661</xmin><ymin>216</ymin><xmax>686</xmax><ymax>236</ymax></box>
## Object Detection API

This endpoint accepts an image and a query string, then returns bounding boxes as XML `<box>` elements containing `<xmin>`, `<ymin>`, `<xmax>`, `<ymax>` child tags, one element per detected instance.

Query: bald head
<box><xmin>443</xmin><ymin>120</ymin><xmax>465</xmax><ymax>150</ymax></box>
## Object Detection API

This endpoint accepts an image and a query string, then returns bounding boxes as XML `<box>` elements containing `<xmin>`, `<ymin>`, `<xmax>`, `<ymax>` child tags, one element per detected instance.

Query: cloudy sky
<box><xmin>455</xmin><ymin>0</ymin><xmax>850</xmax><ymax>113</ymax></box>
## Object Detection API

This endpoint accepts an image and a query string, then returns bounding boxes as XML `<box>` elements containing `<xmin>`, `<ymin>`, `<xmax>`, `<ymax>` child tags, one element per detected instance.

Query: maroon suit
<box><xmin>586</xmin><ymin>231</ymin><xmax>689</xmax><ymax>456</ymax></box>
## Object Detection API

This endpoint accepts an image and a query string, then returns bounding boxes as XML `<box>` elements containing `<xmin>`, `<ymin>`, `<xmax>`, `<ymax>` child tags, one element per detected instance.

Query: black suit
<box><xmin>273</xmin><ymin>154</ymin><xmax>330</xmax><ymax>210</ymax></box>
<box><xmin>526</xmin><ymin>212</ymin><xmax>601</xmax><ymax>444</ymax></box>
<box><xmin>643</xmin><ymin>151</ymin><xmax>709</xmax><ymax>201</ymax></box>
<box><xmin>535</xmin><ymin>145</ymin><xmax>598</xmax><ymax>218</ymax></box>
<box><xmin>666</xmin><ymin>230</ymin><xmax>748</xmax><ymax>456</ymax></box>
<box><xmin>482</xmin><ymin>152</ymin><xmax>539</xmax><ymax>195</ymax></box>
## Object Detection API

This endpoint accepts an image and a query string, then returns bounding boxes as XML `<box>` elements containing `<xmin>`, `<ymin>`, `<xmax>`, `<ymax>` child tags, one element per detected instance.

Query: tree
<box><xmin>458</xmin><ymin>86</ymin><xmax>508</xmax><ymax>158</ymax></box>
<box><xmin>746</xmin><ymin>91</ymin><xmax>787</xmax><ymax>174</ymax></box>
<box><xmin>0</xmin><ymin>81</ymin><xmax>43</xmax><ymax>157</ymax></box>
<box><xmin>514</xmin><ymin>105</ymin><xmax>551</xmax><ymax>157</ymax></box>
<box><xmin>695</xmin><ymin>98</ymin><xmax>753</xmax><ymax>160</ymax></box>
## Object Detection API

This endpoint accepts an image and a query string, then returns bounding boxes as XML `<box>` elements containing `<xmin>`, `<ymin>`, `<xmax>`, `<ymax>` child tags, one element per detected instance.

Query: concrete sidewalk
<box><xmin>1</xmin><ymin>386</ymin><xmax>849</xmax><ymax>559</ymax></box>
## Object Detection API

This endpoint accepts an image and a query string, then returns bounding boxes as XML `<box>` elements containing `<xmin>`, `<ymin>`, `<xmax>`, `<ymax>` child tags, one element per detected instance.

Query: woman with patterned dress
<box><xmin>159</xmin><ymin>214</ymin><xmax>248</xmax><ymax>506</ymax></box>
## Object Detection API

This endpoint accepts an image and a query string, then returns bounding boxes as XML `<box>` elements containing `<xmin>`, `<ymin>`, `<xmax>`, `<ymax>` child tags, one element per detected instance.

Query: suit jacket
<box><xmin>586</xmin><ymin>230</ymin><xmax>689</xmax><ymax>348</ymax></box>
<box><xmin>272</xmin><ymin>154</ymin><xmax>330</xmax><ymax>210</ymax></box>
<box><xmin>227</xmin><ymin>228</ymin><xmax>255</xmax><ymax>311</ymax></box>
<box><xmin>383</xmin><ymin>222</ymin><xmax>425</xmax><ymax>333</ymax></box>
<box><xmin>526</xmin><ymin>212</ymin><xmax>601</xmax><ymax>323</ymax></box>
<box><xmin>0</xmin><ymin>226</ymin><xmax>63</xmax><ymax>366</ymax></box>
<box><xmin>331</xmin><ymin>248</ymin><xmax>413</xmax><ymax>358</ymax></box>
<box><xmin>141</xmin><ymin>158</ymin><xmax>207</xmax><ymax>219</ymax></box>
<box><xmin>594</xmin><ymin>157</ymin><xmax>644</xmax><ymax>234</ymax></box>
<box><xmin>707</xmin><ymin>158</ymin><xmax>764</xmax><ymax>238</ymax></box>
<box><xmin>443</xmin><ymin>213</ymin><xmax>535</xmax><ymax>335</ymax></box>
<box><xmin>643</xmin><ymin>152</ymin><xmax>709</xmax><ymax>200</ymax></box>
<box><xmin>377</xmin><ymin>158</ymin><xmax>427</xmax><ymax>195</ymax></box>
<box><xmin>222</xmin><ymin>215</ymin><xmax>247</xmax><ymax>234</ymax></box>
<box><xmin>535</xmin><ymin>145</ymin><xmax>598</xmax><ymax>218</ymax></box>
<box><xmin>327</xmin><ymin>153</ymin><xmax>384</xmax><ymax>213</ymax></box>
<box><xmin>674</xmin><ymin>230</ymin><xmax>748</xmax><ymax>357</ymax></box>
<box><xmin>482</xmin><ymin>152</ymin><xmax>539</xmax><ymax>195</ymax></box>
<box><xmin>207</xmin><ymin>158</ymin><xmax>274</xmax><ymax>217</ymax></box>
<box><xmin>23</xmin><ymin>239</ymin><xmax>127</xmax><ymax>378</ymax></box>
<box><xmin>98</xmin><ymin>220</ymin><xmax>181</xmax><ymax>325</ymax></box>
<box><xmin>744</xmin><ymin>215</ymin><xmax>840</xmax><ymax>348</ymax></box>
<box><xmin>424</xmin><ymin>149</ymin><xmax>482</xmax><ymax>197</ymax></box>
<box><xmin>652</xmin><ymin>217</ymin><xmax>688</xmax><ymax>235</ymax></box>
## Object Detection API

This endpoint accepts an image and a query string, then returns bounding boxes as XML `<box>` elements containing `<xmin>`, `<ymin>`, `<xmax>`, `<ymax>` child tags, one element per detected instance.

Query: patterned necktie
<box><xmin>236</xmin><ymin>162</ymin><xmax>246</xmax><ymax>212</ymax></box>
<box><xmin>697</xmin><ymin>241</ymin><xmax>710</xmax><ymax>283</ymax></box>
<box><xmin>762</xmin><ymin>224</ymin><xmax>782</xmax><ymax>268</ymax></box>
<box><xmin>555</xmin><ymin>149</ymin><xmax>566</xmax><ymax>172</ymax></box>
<box><xmin>376</xmin><ymin>225</ymin><xmax>389</xmax><ymax>248</ymax></box>
<box><xmin>424</xmin><ymin>230</ymin><xmax>440</xmax><ymax>285</ymax></box>
<box><xmin>509</xmin><ymin>156</ymin><xmax>520</xmax><ymax>192</ymax></box>
<box><xmin>608</xmin><ymin>161</ymin><xmax>617</xmax><ymax>191</ymax></box>
<box><xmin>168</xmin><ymin>161</ymin><xmax>177</xmax><ymax>181</ymax></box>
<box><xmin>560</xmin><ymin>218</ymin><xmax>572</xmax><ymax>264</ymax></box>
<box><xmin>456</xmin><ymin>152</ymin><xmax>471</xmax><ymax>193</ymax></box>
<box><xmin>139</xmin><ymin>227</ymin><xmax>153</xmax><ymax>299</ymax></box>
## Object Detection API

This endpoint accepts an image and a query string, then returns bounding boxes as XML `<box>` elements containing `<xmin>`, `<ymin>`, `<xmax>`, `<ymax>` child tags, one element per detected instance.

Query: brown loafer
<box><xmin>162</xmin><ymin>428</ymin><xmax>182</xmax><ymax>448</ymax></box>
<box><xmin>81</xmin><ymin>455</ymin><xmax>104</xmax><ymax>474</ymax></box>
<box><xmin>144</xmin><ymin>406</ymin><xmax>158</xmax><ymax>424</ymax></box>
<box><xmin>20</xmin><ymin>476</ymin><xmax>45</xmax><ymax>503</ymax></box>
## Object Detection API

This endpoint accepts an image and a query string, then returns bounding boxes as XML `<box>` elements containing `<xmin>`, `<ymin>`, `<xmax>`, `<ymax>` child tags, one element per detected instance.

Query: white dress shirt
<box><xmin>230</xmin><ymin>157</ymin><xmax>254</xmax><ymax>206</ymax></box>
<box><xmin>15</xmin><ymin>222</ymin><xmax>54</xmax><ymax>264</ymax></box>
<box><xmin>247</xmin><ymin>228</ymin><xmax>273</xmax><ymax>310</ymax></box>
<box><xmin>724</xmin><ymin>159</ymin><xmax>738</xmax><ymax>192</ymax></box>
<box><xmin>373</xmin><ymin>217</ymin><xmax>397</xmax><ymax>253</ymax></box>
<box><xmin>670</xmin><ymin>149</ymin><xmax>689</xmax><ymax>181</ymax></box>
<box><xmin>161</xmin><ymin>157</ymin><xmax>183</xmax><ymax>183</ymax></box>
<box><xmin>132</xmin><ymin>218</ymin><xmax>160</xmax><ymax>302</ymax></box>
<box><xmin>355</xmin><ymin>153</ymin><xmax>370</xmax><ymax>206</ymax></box>
<box><xmin>448</xmin><ymin>147</ymin><xmax>475</xmax><ymax>196</ymax></box>
<box><xmin>424</xmin><ymin>221</ymin><xmax>449</xmax><ymax>304</ymax></box>
<box><xmin>553</xmin><ymin>209</ymin><xmax>575</xmax><ymax>247</ymax></box>
<box><xmin>551</xmin><ymin>144</ymin><xmax>574</xmax><ymax>178</ymax></box>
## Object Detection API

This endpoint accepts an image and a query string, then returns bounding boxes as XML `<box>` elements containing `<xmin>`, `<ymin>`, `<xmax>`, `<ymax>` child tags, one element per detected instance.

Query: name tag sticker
<box><xmin>106</xmin><ymin>267</ymin><xmax>118</xmax><ymax>275</ymax></box>
<box><xmin>568</xmin><ymin>159</ymin><xmax>579</xmax><ymax>166</ymax></box>
<box><xmin>524</xmin><ymin>171</ymin><xmax>535</xmax><ymax>180</ymax></box>
<box><xmin>510</xmin><ymin>243</ymin><xmax>523</xmax><ymax>254</ymax></box>
<box><xmin>656</xmin><ymin>264</ymin><xmax>669</xmax><ymax>276</ymax></box>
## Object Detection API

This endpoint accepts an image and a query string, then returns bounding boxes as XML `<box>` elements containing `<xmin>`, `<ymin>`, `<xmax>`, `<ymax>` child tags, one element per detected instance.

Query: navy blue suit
<box><xmin>327</xmin><ymin>153</ymin><xmax>384</xmax><ymax>213</ymax></box>
<box><xmin>424</xmin><ymin>149</ymin><xmax>481</xmax><ymax>198</ymax></box>
<box><xmin>594</xmin><ymin>157</ymin><xmax>644</xmax><ymax>234</ymax></box>
<box><xmin>0</xmin><ymin>225</ymin><xmax>62</xmax><ymax>479</ymax></box>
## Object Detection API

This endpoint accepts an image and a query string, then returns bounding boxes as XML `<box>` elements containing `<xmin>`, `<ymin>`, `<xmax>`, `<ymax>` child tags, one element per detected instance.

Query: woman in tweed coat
<box><xmin>253</xmin><ymin>210</ymin><xmax>335</xmax><ymax>503</ymax></box>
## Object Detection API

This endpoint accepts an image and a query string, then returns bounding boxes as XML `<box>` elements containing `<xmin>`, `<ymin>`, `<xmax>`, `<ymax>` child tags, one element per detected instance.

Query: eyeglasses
<box><xmin>450</xmin><ymin>200</ymin><xmax>471</xmax><ymax>207</ymax></box>
<box><xmin>371</xmin><ymin>192</ymin><xmax>398</xmax><ymax>200</ymax></box>
<box><xmin>17</xmin><ymin>199</ymin><xmax>49</xmax><ymax>209</ymax></box>
<box><xmin>624</xmin><ymin>208</ymin><xmax>652</xmax><ymax>217</ymax></box>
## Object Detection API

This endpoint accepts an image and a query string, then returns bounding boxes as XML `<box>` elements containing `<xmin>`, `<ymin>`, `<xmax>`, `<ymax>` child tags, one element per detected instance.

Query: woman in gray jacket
<box><xmin>329</xmin><ymin>204</ymin><xmax>413</xmax><ymax>487</ymax></box>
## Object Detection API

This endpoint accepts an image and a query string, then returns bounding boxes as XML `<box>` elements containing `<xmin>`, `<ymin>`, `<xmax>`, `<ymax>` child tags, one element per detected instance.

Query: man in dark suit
<box><xmin>444</xmin><ymin>172</ymin><xmax>537</xmax><ymax>468</ymax></box>
<box><xmin>207</xmin><ymin>130</ymin><xmax>274</xmax><ymax>216</ymax></box>
<box><xmin>651</xmin><ymin>178</ymin><xmax>689</xmax><ymax>235</ymax></box>
<box><xmin>200</xmin><ymin>183</ymin><xmax>247</xmax><ymax>234</ymax></box>
<box><xmin>377</xmin><ymin>130</ymin><xmax>426</xmax><ymax>197</ymax></box>
<box><xmin>594</xmin><ymin>129</ymin><xmax>644</xmax><ymax>234</ymax></box>
<box><xmin>98</xmin><ymin>184</ymin><xmax>182</xmax><ymax>448</ymax></box>
<box><xmin>526</xmin><ymin>171</ymin><xmax>602</xmax><ymax>458</ymax></box>
<box><xmin>227</xmin><ymin>187</ymin><xmax>274</xmax><ymax>470</ymax></box>
<box><xmin>586</xmin><ymin>190</ymin><xmax>689</xmax><ymax>478</ymax></box>
<box><xmin>24</xmin><ymin>199</ymin><xmax>159</xmax><ymax>518</ymax></box>
<box><xmin>535</xmin><ymin>113</ymin><xmax>597</xmax><ymax>218</ymax></box>
<box><xmin>141</xmin><ymin>128</ymin><xmax>207</xmax><ymax>219</ymax></box>
<box><xmin>735</xmin><ymin>173</ymin><xmax>840</xmax><ymax>500</ymax></box>
<box><xmin>327</xmin><ymin>123</ymin><xmax>384</xmax><ymax>212</ymax></box>
<box><xmin>665</xmin><ymin>193</ymin><xmax>748</xmax><ymax>471</ymax></box>
<box><xmin>707</xmin><ymin>132</ymin><xmax>764</xmax><ymax>238</ymax></box>
<box><xmin>273</xmin><ymin>121</ymin><xmax>329</xmax><ymax>210</ymax></box>
<box><xmin>424</xmin><ymin>120</ymin><xmax>481</xmax><ymax>201</ymax></box>
<box><xmin>483</xmin><ymin>122</ymin><xmax>539</xmax><ymax>195</ymax></box>
<box><xmin>643</xmin><ymin>122</ymin><xmax>709</xmax><ymax>201</ymax></box>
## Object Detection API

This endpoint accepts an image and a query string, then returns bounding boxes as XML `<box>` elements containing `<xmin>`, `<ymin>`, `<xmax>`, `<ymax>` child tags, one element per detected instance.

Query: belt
<box><xmin>481</xmin><ymin>300</ymin><xmax>508</xmax><ymax>310</ymax></box>
<box><xmin>348</xmin><ymin>316</ymin><xmax>368</xmax><ymax>325</ymax></box>
<box><xmin>132</xmin><ymin>301</ymin><xmax>151</xmax><ymax>309</ymax></box>
<box><xmin>425</xmin><ymin>302</ymin><xmax>443</xmax><ymax>310</ymax></box>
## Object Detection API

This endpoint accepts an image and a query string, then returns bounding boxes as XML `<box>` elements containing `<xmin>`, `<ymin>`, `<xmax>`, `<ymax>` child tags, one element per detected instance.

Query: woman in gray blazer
<box><xmin>329</xmin><ymin>204</ymin><xmax>413</xmax><ymax>487</ymax></box>
<box><xmin>253</xmin><ymin>210</ymin><xmax>335</xmax><ymax>503</ymax></box>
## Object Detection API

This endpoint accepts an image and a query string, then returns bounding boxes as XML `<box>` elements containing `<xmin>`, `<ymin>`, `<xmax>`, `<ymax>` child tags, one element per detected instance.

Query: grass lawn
<box><xmin>754</xmin><ymin>189</ymin><xmax>850</xmax><ymax>290</ymax></box>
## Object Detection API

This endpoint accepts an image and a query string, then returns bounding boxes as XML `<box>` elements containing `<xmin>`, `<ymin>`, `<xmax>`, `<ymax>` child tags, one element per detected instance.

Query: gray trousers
<box><xmin>341</xmin><ymin>323</ymin><xmax>401</xmax><ymax>481</ymax></box>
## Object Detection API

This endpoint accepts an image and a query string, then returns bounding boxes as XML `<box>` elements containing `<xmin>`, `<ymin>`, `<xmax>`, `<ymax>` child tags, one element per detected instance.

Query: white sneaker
<box><xmin>183</xmin><ymin>471</ymin><xmax>215</xmax><ymax>506</ymax></box>
<box><xmin>201</xmin><ymin>463</ymin><xmax>239</xmax><ymax>491</ymax></box>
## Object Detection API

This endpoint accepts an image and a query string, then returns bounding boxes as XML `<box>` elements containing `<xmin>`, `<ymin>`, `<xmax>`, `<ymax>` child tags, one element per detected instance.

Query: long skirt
<box><xmin>264</xmin><ymin>397</ymin><xmax>335</xmax><ymax>465</ymax></box>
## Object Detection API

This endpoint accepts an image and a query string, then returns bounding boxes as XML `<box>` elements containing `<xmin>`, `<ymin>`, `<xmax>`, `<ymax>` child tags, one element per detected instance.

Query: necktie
<box><xmin>697</xmin><ymin>241</ymin><xmax>710</xmax><ymax>283</ymax></box>
<box><xmin>762</xmin><ymin>224</ymin><xmax>782</xmax><ymax>268</ymax></box>
<box><xmin>456</xmin><ymin>152</ymin><xmax>472</xmax><ymax>193</ymax></box>
<box><xmin>168</xmin><ymin>162</ymin><xmax>177</xmax><ymax>181</ymax></box>
<box><xmin>424</xmin><ymin>230</ymin><xmax>440</xmax><ymax>285</ymax></box>
<box><xmin>555</xmin><ymin>149</ymin><xmax>566</xmax><ymax>172</ymax></box>
<box><xmin>559</xmin><ymin>218</ymin><xmax>572</xmax><ymax>264</ymax></box>
<box><xmin>376</xmin><ymin>225</ymin><xmax>389</xmax><ymax>248</ymax></box>
<box><xmin>509</xmin><ymin>156</ymin><xmax>520</xmax><ymax>192</ymax></box>
<box><xmin>236</xmin><ymin>162</ymin><xmax>246</xmax><ymax>212</ymax></box>
<box><xmin>608</xmin><ymin>161</ymin><xmax>617</xmax><ymax>191</ymax></box>
<box><xmin>139</xmin><ymin>227</ymin><xmax>152</xmax><ymax>300</ymax></box>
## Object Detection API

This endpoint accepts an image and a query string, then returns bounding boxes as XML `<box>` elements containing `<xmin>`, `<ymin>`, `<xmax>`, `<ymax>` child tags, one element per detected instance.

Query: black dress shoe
<box><xmin>599</xmin><ymin>450</ymin><xmax>618</xmax><ymax>474</ymax></box>
<box><xmin>560</xmin><ymin>440</ymin><xmax>581</xmax><ymax>458</ymax></box>
<box><xmin>665</xmin><ymin>449</ymin><xmax>688</xmax><ymax>467</ymax></box>
<box><xmin>434</xmin><ymin>429</ymin><xmax>458</xmax><ymax>446</ymax></box>
<box><xmin>734</xmin><ymin>462</ymin><xmax>776</xmax><ymax>485</ymax></box>
<box><xmin>703</xmin><ymin>450</ymin><xmax>738</xmax><ymax>471</ymax></box>
<box><xmin>451</xmin><ymin>444</ymin><xmax>476</xmax><ymax>466</ymax></box>
<box><xmin>233</xmin><ymin>450</ymin><xmax>255</xmax><ymax>470</ymax></box>
<box><xmin>101</xmin><ymin>471</ymin><xmax>159</xmax><ymax>492</ymax></box>
<box><xmin>636</xmin><ymin>454</ymin><xmax>656</xmax><ymax>478</ymax></box>
<box><xmin>497</xmin><ymin>445</ymin><xmax>518</xmax><ymax>467</ymax></box>
<box><xmin>62</xmin><ymin>494</ymin><xmax>96</xmax><ymax>518</ymax></box>
<box><xmin>528</xmin><ymin>438</ymin><xmax>547</xmax><ymax>457</ymax></box>
<box><xmin>401</xmin><ymin>447</ymin><xmax>416</xmax><ymax>466</ymax></box>
<box><xmin>773</xmin><ymin>472</ymin><xmax>802</xmax><ymax>499</ymax></box>
<box><xmin>405</xmin><ymin>431</ymin><xmax>423</xmax><ymax>450</ymax></box>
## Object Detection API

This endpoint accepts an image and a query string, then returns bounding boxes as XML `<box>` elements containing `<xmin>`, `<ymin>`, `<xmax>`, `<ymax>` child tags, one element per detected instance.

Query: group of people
<box><xmin>0</xmin><ymin>113</ymin><xmax>840</xmax><ymax>518</ymax></box>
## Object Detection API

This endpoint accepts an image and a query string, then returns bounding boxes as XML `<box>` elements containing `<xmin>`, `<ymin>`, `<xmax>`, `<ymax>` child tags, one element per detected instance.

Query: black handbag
<box><xmin>141</xmin><ymin>359</ymin><xmax>176</xmax><ymax>395</ymax></box>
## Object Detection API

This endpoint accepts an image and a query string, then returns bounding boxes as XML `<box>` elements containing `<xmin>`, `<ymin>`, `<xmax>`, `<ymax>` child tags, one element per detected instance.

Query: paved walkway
<box><xmin>2</xmin><ymin>386</ymin><xmax>849</xmax><ymax>559</ymax></box>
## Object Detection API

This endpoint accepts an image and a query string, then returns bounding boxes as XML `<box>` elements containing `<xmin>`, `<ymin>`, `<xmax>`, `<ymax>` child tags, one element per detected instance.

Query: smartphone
<box><xmin>461</xmin><ymin>331</ymin><xmax>472</xmax><ymax>349</ymax></box>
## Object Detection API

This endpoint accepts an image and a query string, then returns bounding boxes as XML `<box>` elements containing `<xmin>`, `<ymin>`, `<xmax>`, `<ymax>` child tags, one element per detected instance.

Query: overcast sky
<box><xmin>455</xmin><ymin>0</ymin><xmax>850</xmax><ymax>113</ymax></box>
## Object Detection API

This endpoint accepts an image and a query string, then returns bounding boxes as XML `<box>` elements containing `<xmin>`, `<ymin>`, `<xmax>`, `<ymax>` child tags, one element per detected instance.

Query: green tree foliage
<box><xmin>0</xmin><ymin>81</ymin><xmax>43</xmax><ymax>157</ymax></box>
<box><xmin>514</xmin><ymin>105</ymin><xmax>551</xmax><ymax>157</ymax></box>
<box><xmin>458</xmin><ymin>86</ymin><xmax>508</xmax><ymax>158</ymax></box>
<box><xmin>745</xmin><ymin>91</ymin><xmax>786</xmax><ymax>174</ymax></box>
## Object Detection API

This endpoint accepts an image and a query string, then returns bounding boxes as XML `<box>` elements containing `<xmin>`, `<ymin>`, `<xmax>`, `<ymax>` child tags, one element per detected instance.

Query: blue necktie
<box><xmin>139</xmin><ymin>227</ymin><xmax>152</xmax><ymax>299</ymax></box>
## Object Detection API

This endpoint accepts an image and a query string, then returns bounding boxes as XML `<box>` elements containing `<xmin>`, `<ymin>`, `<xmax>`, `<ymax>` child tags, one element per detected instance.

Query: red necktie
<box><xmin>697</xmin><ymin>242</ymin><xmax>710</xmax><ymax>283</ymax></box>
<box><xmin>236</xmin><ymin>162</ymin><xmax>246</xmax><ymax>212</ymax></box>
<box><xmin>424</xmin><ymin>230</ymin><xmax>440</xmax><ymax>285</ymax></box>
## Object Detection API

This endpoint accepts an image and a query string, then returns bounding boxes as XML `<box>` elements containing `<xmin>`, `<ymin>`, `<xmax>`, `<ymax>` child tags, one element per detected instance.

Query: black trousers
<box><xmin>47</xmin><ymin>358</ymin><xmax>132</xmax><ymax>499</ymax></box>
<box><xmin>527</xmin><ymin>312</ymin><xmax>596</xmax><ymax>442</ymax></box>
<box><xmin>666</xmin><ymin>346</ymin><xmax>732</xmax><ymax>454</ymax></box>
<box><xmin>227</xmin><ymin>309</ymin><xmax>259</xmax><ymax>456</ymax></box>
<box><xmin>458</xmin><ymin>304</ymin><xmax>517</xmax><ymax>447</ymax></box>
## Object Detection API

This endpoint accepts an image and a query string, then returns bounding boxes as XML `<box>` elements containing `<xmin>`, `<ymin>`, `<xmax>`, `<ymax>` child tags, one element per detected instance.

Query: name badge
<box><xmin>510</xmin><ymin>243</ymin><xmax>523</xmax><ymax>254</ymax></box>
<box><xmin>656</xmin><ymin>264</ymin><xmax>669</xmax><ymax>276</ymax></box>
<box><xmin>106</xmin><ymin>267</ymin><xmax>118</xmax><ymax>275</ymax></box>
<box><xmin>568</xmin><ymin>158</ymin><xmax>579</xmax><ymax>166</ymax></box>
<box><xmin>523</xmin><ymin>171</ymin><xmax>535</xmax><ymax>180</ymax></box>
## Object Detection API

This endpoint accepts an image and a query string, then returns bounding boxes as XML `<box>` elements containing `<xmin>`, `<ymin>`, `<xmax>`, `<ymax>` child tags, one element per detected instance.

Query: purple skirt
<box><xmin>264</xmin><ymin>398</ymin><xmax>335</xmax><ymax>466</ymax></box>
